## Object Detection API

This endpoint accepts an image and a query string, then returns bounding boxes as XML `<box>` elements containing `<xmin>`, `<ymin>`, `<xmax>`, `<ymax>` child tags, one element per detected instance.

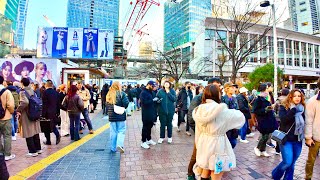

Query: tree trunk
<box><xmin>219</xmin><ymin>66</ymin><xmax>224</xmax><ymax>81</ymax></box>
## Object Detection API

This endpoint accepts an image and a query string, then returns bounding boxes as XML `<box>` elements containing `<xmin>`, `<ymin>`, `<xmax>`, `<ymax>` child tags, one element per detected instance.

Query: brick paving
<box><xmin>121</xmin><ymin>111</ymin><xmax>320</xmax><ymax>180</ymax></box>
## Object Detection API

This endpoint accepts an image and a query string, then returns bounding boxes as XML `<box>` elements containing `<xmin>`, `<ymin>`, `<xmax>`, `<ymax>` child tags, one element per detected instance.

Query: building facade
<box><xmin>66</xmin><ymin>0</ymin><xmax>119</xmax><ymax>35</ymax></box>
<box><xmin>14</xmin><ymin>0</ymin><xmax>29</xmax><ymax>49</ymax></box>
<box><xmin>288</xmin><ymin>0</ymin><xmax>320</xmax><ymax>34</ymax></box>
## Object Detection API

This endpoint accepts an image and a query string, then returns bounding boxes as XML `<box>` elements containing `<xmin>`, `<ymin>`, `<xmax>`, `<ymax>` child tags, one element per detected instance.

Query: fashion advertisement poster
<box><xmin>36</xmin><ymin>27</ymin><xmax>53</xmax><ymax>58</ymax></box>
<box><xmin>98</xmin><ymin>29</ymin><xmax>114</xmax><ymax>60</ymax></box>
<box><xmin>82</xmin><ymin>28</ymin><xmax>98</xmax><ymax>59</ymax></box>
<box><xmin>0</xmin><ymin>59</ymin><xmax>58</xmax><ymax>86</ymax></box>
<box><xmin>67</xmin><ymin>28</ymin><xmax>83</xmax><ymax>58</ymax></box>
<box><xmin>52</xmin><ymin>27</ymin><xmax>68</xmax><ymax>58</ymax></box>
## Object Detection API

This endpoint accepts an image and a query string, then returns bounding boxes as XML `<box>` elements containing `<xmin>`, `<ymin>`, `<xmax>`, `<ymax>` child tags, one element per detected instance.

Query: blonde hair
<box><xmin>106</xmin><ymin>81</ymin><xmax>121</xmax><ymax>104</ymax></box>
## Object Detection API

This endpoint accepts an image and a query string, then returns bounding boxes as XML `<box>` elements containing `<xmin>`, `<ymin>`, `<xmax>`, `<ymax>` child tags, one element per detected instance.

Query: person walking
<box><xmin>42</xmin><ymin>80</ymin><xmax>61</xmax><ymax>145</ymax></box>
<box><xmin>140</xmin><ymin>81</ymin><xmax>158</xmax><ymax>149</ymax></box>
<box><xmin>221</xmin><ymin>82</ymin><xmax>239</xmax><ymax>148</ymax></box>
<box><xmin>5</xmin><ymin>81</ymin><xmax>19</xmax><ymax>141</ymax></box>
<box><xmin>58</xmin><ymin>84</ymin><xmax>69</xmax><ymax>137</ymax></box>
<box><xmin>192</xmin><ymin>85</ymin><xmax>245</xmax><ymax>180</ymax></box>
<box><xmin>156</xmin><ymin>81</ymin><xmax>176</xmax><ymax>144</ymax></box>
<box><xmin>272</xmin><ymin>89</ymin><xmax>306</xmax><ymax>180</ymax></box>
<box><xmin>253</xmin><ymin>83</ymin><xmax>277</xmax><ymax>157</ymax></box>
<box><xmin>304</xmin><ymin>78</ymin><xmax>320</xmax><ymax>180</ymax></box>
<box><xmin>62</xmin><ymin>85</ymin><xmax>84</xmax><ymax>141</ymax></box>
<box><xmin>16</xmin><ymin>78</ymin><xmax>42</xmax><ymax>157</ymax></box>
<box><xmin>101</xmin><ymin>83</ymin><xmax>109</xmax><ymax>115</ymax></box>
<box><xmin>176</xmin><ymin>81</ymin><xmax>193</xmax><ymax>136</ymax></box>
<box><xmin>0</xmin><ymin>76</ymin><xmax>15</xmax><ymax>161</ymax></box>
<box><xmin>237</xmin><ymin>87</ymin><xmax>251</xmax><ymax>144</ymax></box>
<box><xmin>77</xmin><ymin>82</ymin><xmax>94</xmax><ymax>134</ymax></box>
<box><xmin>136</xmin><ymin>84</ymin><xmax>142</xmax><ymax>111</ymax></box>
<box><xmin>106</xmin><ymin>81</ymin><xmax>129</xmax><ymax>153</ymax></box>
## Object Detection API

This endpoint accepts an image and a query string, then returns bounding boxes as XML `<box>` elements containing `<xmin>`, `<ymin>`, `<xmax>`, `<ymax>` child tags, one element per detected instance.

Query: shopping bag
<box><xmin>172</xmin><ymin>113</ymin><xmax>178</xmax><ymax>127</ymax></box>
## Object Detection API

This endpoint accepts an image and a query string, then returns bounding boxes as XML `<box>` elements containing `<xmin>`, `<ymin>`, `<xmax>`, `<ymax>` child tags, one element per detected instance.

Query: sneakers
<box><xmin>177</xmin><ymin>127</ymin><xmax>180</xmax><ymax>132</ymax></box>
<box><xmin>261</xmin><ymin>151</ymin><xmax>271</xmax><ymax>157</ymax></box>
<box><xmin>254</xmin><ymin>147</ymin><xmax>261</xmax><ymax>157</ymax></box>
<box><xmin>158</xmin><ymin>138</ymin><xmax>164</xmax><ymax>144</ymax></box>
<box><xmin>26</xmin><ymin>153</ymin><xmax>38</xmax><ymax>157</ymax></box>
<box><xmin>240</xmin><ymin>139</ymin><xmax>249</xmax><ymax>143</ymax></box>
<box><xmin>246</xmin><ymin>133</ymin><xmax>255</xmax><ymax>138</ymax></box>
<box><xmin>37</xmin><ymin>150</ymin><xmax>43</xmax><ymax>154</ymax></box>
<box><xmin>168</xmin><ymin>138</ymin><xmax>172</xmax><ymax>144</ymax></box>
<box><xmin>117</xmin><ymin>146</ymin><xmax>125</xmax><ymax>153</ymax></box>
<box><xmin>5</xmin><ymin>154</ymin><xmax>15</xmax><ymax>161</ymax></box>
<box><xmin>141</xmin><ymin>142</ymin><xmax>150</xmax><ymax>149</ymax></box>
<box><xmin>146</xmin><ymin>140</ymin><xmax>157</xmax><ymax>146</ymax></box>
<box><xmin>186</xmin><ymin>132</ymin><xmax>191</xmax><ymax>136</ymax></box>
<box><xmin>12</xmin><ymin>136</ymin><xmax>17</xmax><ymax>141</ymax></box>
<box><xmin>266</xmin><ymin>143</ymin><xmax>276</xmax><ymax>148</ymax></box>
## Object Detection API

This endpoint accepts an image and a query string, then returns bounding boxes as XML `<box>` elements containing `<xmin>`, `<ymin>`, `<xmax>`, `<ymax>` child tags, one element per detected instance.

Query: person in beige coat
<box><xmin>305</xmin><ymin>78</ymin><xmax>320</xmax><ymax>180</ymax></box>
<box><xmin>192</xmin><ymin>85</ymin><xmax>245</xmax><ymax>180</ymax></box>
<box><xmin>77</xmin><ymin>82</ymin><xmax>94</xmax><ymax>134</ymax></box>
<box><xmin>17</xmin><ymin>78</ymin><xmax>42</xmax><ymax>157</ymax></box>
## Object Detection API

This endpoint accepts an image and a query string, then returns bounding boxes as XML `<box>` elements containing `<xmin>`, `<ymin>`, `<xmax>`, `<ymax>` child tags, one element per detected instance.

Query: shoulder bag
<box><xmin>114</xmin><ymin>92</ymin><xmax>125</xmax><ymax>115</ymax></box>
<box><xmin>271</xmin><ymin>123</ymin><xmax>295</xmax><ymax>145</ymax></box>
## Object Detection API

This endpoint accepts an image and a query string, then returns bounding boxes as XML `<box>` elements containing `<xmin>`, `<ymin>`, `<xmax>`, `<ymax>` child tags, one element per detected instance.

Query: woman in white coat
<box><xmin>192</xmin><ymin>85</ymin><xmax>245</xmax><ymax>180</ymax></box>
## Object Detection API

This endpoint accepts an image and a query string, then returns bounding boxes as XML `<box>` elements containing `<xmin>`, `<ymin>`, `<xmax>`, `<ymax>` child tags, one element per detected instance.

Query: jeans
<box><xmin>228</xmin><ymin>136</ymin><xmax>237</xmax><ymax>149</ymax></box>
<box><xmin>82</xmin><ymin>108</ymin><xmax>93</xmax><ymax>130</ymax></box>
<box><xmin>257</xmin><ymin>133</ymin><xmax>269</xmax><ymax>152</ymax></box>
<box><xmin>133</xmin><ymin>97</ymin><xmax>137</xmax><ymax>110</ymax></box>
<box><xmin>69</xmin><ymin>113</ymin><xmax>81</xmax><ymax>141</ymax></box>
<box><xmin>44</xmin><ymin>126</ymin><xmax>60</xmax><ymax>144</ymax></box>
<box><xmin>305</xmin><ymin>140</ymin><xmax>320</xmax><ymax>179</ymax></box>
<box><xmin>240</xmin><ymin>119</ymin><xmax>248</xmax><ymax>140</ymax></box>
<box><xmin>141</xmin><ymin>121</ymin><xmax>153</xmax><ymax>142</ymax></box>
<box><xmin>26</xmin><ymin>134</ymin><xmax>41</xmax><ymax>153</ymax></box>
<box><xmin>178</xmin><ymin>110</ymin><xmax>189</xmax><ymax>131</ymax></box>
<box><xmin>272</xmin><ymin>141</ymin><xmax>302</xmax><ymax>180</ymax></box>
<box><xmin>188</xmin><ymin>144</ymin><xmax>197</xmax><ymax>176</ymax></box>
<box><xmin>110</xmin><ymin>121</ymin><xmax>126</xmax><ymax>152</ymax></box>
<box><xmin>11</xmin><ymin>112</ymin><xmax>17</xmax><ymax>136</ymax></box>
<box><xmin>136</xmin><ymin>98</ymin><xmax>141</xmax><ymax>109</ymax></box>
<box><xmin>0</xmin><ymin>154</ymin><xmax>9</xmax><ymax>180</ymax></box>
<box><xmin>159</xmin><ymin>113</ymin><xmax>174</xmax><ymax>138</ymax></box>
<box><xmin>0</xmin><ymin>120</ymin><xmax>12</xmax><ymax>156</ymax></box>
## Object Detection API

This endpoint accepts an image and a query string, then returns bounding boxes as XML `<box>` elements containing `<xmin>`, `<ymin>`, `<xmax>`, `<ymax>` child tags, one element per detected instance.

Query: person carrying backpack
<box><xmin>17</xmin><ymin>78</ymin><xmax>42</xmax><ymax>157</ymax></box>
<box><xmin>5</xmin><ymin>81</ymin><xmax>19</xmax><ymax>141</ymax></box>
<box><xmin>0</xmin><ymin>76</ymin><xmax>15</xmax><ymax>161</ymax></box>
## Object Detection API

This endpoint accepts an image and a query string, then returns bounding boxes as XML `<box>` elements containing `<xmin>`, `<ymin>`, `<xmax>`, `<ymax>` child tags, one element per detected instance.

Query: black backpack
<box><xmin>24</xmin><ymin>90</ymin><xmax>42</xmax><ymax>121</ymax></box>
<box><xmin>0</xmin><ymin>89</ymin><xmax>7</xmax><ymax>119</ymax></box>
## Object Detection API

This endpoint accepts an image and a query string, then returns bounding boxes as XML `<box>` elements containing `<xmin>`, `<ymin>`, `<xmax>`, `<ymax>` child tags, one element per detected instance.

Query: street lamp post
<box><xmin>260</xmin><ymin>0</ymin><xmax>278</xmax><ymax>100</ymax></box>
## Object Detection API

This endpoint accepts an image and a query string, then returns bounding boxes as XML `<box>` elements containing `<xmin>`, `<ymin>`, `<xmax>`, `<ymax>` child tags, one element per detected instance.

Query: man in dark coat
<box><xmin>176</xmin><ymin>81</ymin><xmax>193</xmax><ymax>135</ymax></box>
<box><xmin>42</xmin><ymin>80</ymin><xmax>61</xmax><ymax>145</ymax></box>
<box><xmin>140</xmin><ymin>81</ymin><xmax>158</xmax><ymax>149</ymax></box>
<box><xmin>136</xmin><ymin>84</ymin><xmax>142</xmax><ymax>111</ymax></box>
<box><xmin>101</xmin><ymin>84</ymin><xmax>109</xmax><ymax>115</ymax></box>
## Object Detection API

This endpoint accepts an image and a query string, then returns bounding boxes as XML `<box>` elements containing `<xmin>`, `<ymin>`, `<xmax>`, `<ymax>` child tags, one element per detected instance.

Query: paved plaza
<box><xmin>6</xmin><ymin>108</ymin><xmax>320</xmax><ymax>180</ymax></box>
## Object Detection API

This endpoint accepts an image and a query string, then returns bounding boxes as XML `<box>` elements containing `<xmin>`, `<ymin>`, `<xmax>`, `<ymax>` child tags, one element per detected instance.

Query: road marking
<box><xmin>10</xmin><ymin>123</ymin><xmax>110</xmax><ymax>180</ymax></box>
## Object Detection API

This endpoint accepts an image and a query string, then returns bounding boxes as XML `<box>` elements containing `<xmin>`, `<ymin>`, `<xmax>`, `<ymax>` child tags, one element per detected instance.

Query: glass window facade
<box><xmin>14</xmin><ymin>0</ymin><xmax>28</xmax><ymax>49</ymax></box>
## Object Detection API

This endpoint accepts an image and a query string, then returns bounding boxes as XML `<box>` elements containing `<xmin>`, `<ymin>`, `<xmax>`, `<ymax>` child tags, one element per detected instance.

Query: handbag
<box><xmin>271</xmin><ymin>123</ymin><xmax>295</xmax><ymax>145</ymax></box>
<box><xmin>114</xmin><ymin>92</ymin><xmax>125</xmax><ymax>115</ymax></box>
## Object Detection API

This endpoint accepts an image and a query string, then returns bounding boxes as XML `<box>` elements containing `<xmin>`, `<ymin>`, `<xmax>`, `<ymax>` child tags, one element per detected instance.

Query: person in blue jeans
<box><xmin>237</xmin><ymin>87</ymin><xmax>251</xmax><ymax>144</ymax></box>
<box><xmin>106</xmin><ymin>81</ymin><xmax>129</xmax><ymax>153</ymax></box>
<box><xmin>272</xmin><ymin>89</ymin><xmax>306</xmax><ymax>180</ymax></box>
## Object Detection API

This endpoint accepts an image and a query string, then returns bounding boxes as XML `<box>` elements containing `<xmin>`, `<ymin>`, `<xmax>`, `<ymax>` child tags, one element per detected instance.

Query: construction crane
<box><xmin>43</xmin><ymin>15</ymin><xmax>56</xmax><ymax>27</ymax></box>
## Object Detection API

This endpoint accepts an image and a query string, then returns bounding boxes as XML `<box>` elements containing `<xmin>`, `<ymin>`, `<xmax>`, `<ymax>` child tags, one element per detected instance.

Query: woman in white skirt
<box><xmin>58</xmin><ymin>84</ymin><xmax>69</xmax><ymax>136</ymax></box>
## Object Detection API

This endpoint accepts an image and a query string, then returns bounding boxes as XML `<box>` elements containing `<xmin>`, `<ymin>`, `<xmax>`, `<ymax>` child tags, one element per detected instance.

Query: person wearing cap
<box><xmin>139</xmin><ymin>80</ymin><xmax>158</xmax><ymax>149</ymax></box>
<box><xmin>221</xmin><ymin>82</ymin><xmax>239</xmax><ymax>149</ymax></box>
<box><xmin>14</xmin><ymin>61</ymin><xmax>34</xmax><ymax>82</ymax></box>
<box><xmin>236</xmin><ymin>87</ymin><xmax>251</xmax><ymax>143</ymax></box>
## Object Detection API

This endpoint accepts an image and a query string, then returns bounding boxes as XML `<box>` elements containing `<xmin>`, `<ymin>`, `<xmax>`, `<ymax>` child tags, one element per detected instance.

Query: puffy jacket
<box><xmin>156</xmin><ymin>88</ymin><xmax>176</xmax><ymax>115</ymax></box>
<box><xmin>236</xmin><ymin>94</ymin><xmax>251</xmax><ymax>119</ymax></box>
<box><xmin>107</xmin><ymin>91</ymin><xmax>129</xmax><ymax>122</ymax></box>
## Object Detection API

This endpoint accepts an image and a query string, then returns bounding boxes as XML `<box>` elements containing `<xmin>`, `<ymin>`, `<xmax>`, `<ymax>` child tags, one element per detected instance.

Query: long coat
<box><xmin>236</xmin><ymin>94</ymin><xmax>252</xmax><ymax>120</ymax></box>
<box><xmin>17</xmin><ymin>87</ymin><xmax>41</xmax><ymax>138</ymax></box>
<box><xmin>42</xmin><ymin>88</ymin><xmax>60</xmax><ymax>132</ymax></box>
<box><xmin>140</xmin><ymin>88</ymin><xmax>157</xmax><ymax>123</ymax></box>
<box><xmin>156</xmin><ymin>88</ymin><xmax>176</xmax><ymax>115</ymax></box>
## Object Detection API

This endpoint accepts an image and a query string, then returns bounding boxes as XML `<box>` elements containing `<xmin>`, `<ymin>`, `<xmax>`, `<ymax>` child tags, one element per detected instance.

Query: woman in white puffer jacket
<box><xmin>192</xmin><ymin>85</ymin><xmax>245</xmax><ymax>180</ymax></box>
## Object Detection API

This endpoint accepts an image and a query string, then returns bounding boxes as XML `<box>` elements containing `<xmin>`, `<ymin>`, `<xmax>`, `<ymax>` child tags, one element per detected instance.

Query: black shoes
<box><xmin>56</xmin><ymin>135</ymin><xmax>61</xmax><ymax>145</ymax></box>
<box><xmin>43</xmin><ymin>141</ymin><xmax>51</xmax><ymax>145</ymax></box>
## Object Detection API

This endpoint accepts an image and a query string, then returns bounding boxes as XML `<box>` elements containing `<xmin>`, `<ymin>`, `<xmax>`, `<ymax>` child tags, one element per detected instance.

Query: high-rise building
<box><xmin>288</xmin><ymin>0</ymin><xmax>320</xmax><ymax>34</ymax></box>
<box><xmin>164</xmin><ymin>0</ymin><xmax>212</xmax><ymax>51</ymax></box>
<box><xmin>14</xmin><ymin>0</ymin><xmax>29</xmax><ymax>49</ymax></box>
<box><xmin>0</xmin><ymin>0</ymin><xmax>19</xmax><ymax>32</ymax></box>
<box><xmin>66</xmin><ymin>0</ymin><xmax>120</xmax><ymax>35</ymax></box>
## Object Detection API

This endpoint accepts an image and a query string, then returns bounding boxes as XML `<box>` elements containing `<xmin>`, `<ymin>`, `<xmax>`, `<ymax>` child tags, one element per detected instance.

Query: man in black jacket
<box><xmin>101</xmin><ymin>84</ymin><xmax>109</xmax><ymax>115</ymax></box>
<box><xmin>136</xmin><ymin>84</ymin><xmax>142</xmax><ymax>111</ymax></box>
<box><xmin>42</xmin><ymin>80</ymin><xmax>61</xmax><ymax>145</ymax></box>
<box><xmin>187</xmin><ymin>78</ymin><xmax>222</xmax><ymax>180</ymax></box>
<box><xmin>140</xmin><ymin>81</ymin><xmax>158</xmax><ymax>149</ymax></box>
<box><xmin>176</xmin><ymin>81</ymin><xmax>193</xmax><ymax>135</ymax></box>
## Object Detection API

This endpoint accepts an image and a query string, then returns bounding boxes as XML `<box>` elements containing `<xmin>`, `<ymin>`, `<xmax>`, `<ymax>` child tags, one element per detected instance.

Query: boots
<box><xmin>100</xmin><ymin>50</ymin><xmax>104</xmax><ymax>57</ymax></box>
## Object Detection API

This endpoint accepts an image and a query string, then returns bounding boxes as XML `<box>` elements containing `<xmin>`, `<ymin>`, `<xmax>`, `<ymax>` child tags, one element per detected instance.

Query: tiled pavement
<box><xmin>121</xmin><ymin>111</ymin><xmax>320</xmax><ymax>180</ymax></box>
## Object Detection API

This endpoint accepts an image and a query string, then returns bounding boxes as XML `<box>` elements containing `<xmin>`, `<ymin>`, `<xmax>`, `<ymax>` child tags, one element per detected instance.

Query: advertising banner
<box><xmin>67</xmin><ymin>28</ymin><xmax>83</xmax><ymax>58</ymax></box>
<box><xmin>98</xmin><ymin>29</ymin><xmax>114</xmax><ymax>60</ymax></box>
<box><xmin>52</xmin><ymin>27</ymin><xmax>68</xmax><ymax>58</ymax></box>
<box><xmin>82</xmin><ymin>28</ymin><xmax>98</xmax><ymax>59</ymax></box>
<box><xmin>36</xmin><ymin>27</ymin><xmax>53</xmax><ymax>58</ymax></box>
<box><xmin>0</xmin><ymin>59</ymin><xmax>59</xmax><ymax>86</ymax></box>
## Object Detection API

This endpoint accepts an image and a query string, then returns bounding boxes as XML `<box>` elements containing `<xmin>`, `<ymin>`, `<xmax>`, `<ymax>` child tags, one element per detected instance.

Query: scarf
<box><xmin>294</xmin><ymin>103</ymin><xmax>305</xmax><ymax>141</ymax></box>
<box><xmin>259</xmin><ymin>92</ymin><xmax>268</xmax><ymax>98</ymax></box>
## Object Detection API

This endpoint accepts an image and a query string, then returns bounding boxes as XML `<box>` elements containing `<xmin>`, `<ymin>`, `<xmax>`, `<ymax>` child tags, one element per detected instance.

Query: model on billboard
<box><xmin>35</xmin><ymin>62</ymin><xmax>55</xmax><ymax>86</ymax></box>
<box><xmin>56</xmin><ymin>31</ymin><xmax>65</xmax><ymax>56</ymax></box>
<box><xmin>85</xmin><ymin>32</ymin><xmax>96</xmax><ymax>57</ymax></box>
<box><xmin>70</xmin><ymin>31</ymin><xmax>79</xmax><ymax>56</ymax></box>
<box><xmin>41</xmin><ymin>31</ymin><xmax>49</xmax><ymax>55</ymax></box>
<box><xmin>14</xmin><ymin>61</ymin><xmax>34</xmax><ymax>82</ymax></box>
<box><xmin>100</xmin><ymin>32</ymin><xmax>109</xmax><ymax>58</ymax></box>
<box><xmin>1</xmin><ymin>61</ymin><xmax>16</xmax><ymax>82</ymax></box>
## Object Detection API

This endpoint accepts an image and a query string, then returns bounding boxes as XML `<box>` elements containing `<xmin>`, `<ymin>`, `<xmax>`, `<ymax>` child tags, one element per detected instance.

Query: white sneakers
<box><xmin>177</xmin><ymin>128</ymin><xmax>181</xmax><ymax>132</ymax></box>
<box><xmin>117</xmin><ymin>146</ymin><xmax>125</xmax><ymax>153</ymax></box>
<box><xmin>254</xmin><ymin>147</ymin><xmax>271</xmax><ymax>157</ymax></box>
<box><xmin>146</xmin><ymin>140</ymin><xmax>157</xmax><ymax>146</ymax></box>
<box><xmin>12</xmin><ymin>136</ymin><xmax>17</xmax><ymax>141</ymax></box>
<box><xmin>158</xmin><ymin>138</ymin><xmax>164</xmax><ymax>144</ymax></box>
<box><xmin>186</xmin><ymin>132</ymin><xmax>191</xmax><ymax>136</ymax></box>
<box><xmin>26</xmin><ymin>153</ymin><xmax>38</xmax><ymax>157</ymax></box>
<box><xmin>141</xmin><ymin>142</ymin><xmax>150</xmax><ymax>149</ymax></box>
<box><xmin>240</xmin><ymin>139</ymin><xmax>249</xmax><ymax>143</ymax></box>
<box><xmin>261</xmin><ymin>151</ymin><xmax>271</xmax><ymax>157</ymax></box>
<box><xmin>5</xmin><ymin>154</ymin><xmax>15</xmax><ymax>161</ymax></box>
<box><xmin>168</xmin><ymin>138</ymin><xmax>172</xmax><ymax>144</ymax></box>
<box><xmin>246</xmin><ymin>133</ymin><xmax>255</xmax><ymax>138</ymax></box>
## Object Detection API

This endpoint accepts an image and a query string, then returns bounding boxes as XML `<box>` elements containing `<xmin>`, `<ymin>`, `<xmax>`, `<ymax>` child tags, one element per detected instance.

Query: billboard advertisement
<box><xmin>0</xmin><ymin>59</ymin><xmax>59</xmax><ymax>86</ymax></box>
<box><xmin>52</xmin><ymin>27</ymin><xmax>68</xmax><ymax>58</ymax></box>
<box><xmin>37</xmin><ymin>27</ymin><xmax>53</xmax><ymax>58</ymax></box>
<box><xmin>67</xmin><ymin>28</ymin><xmax>83</xmax><ymax>58</ymax></box>
<box><xmin>82</xmin><ymin>28</ymin><xmax>98</xmax><ymax>59</ymax></box>
<box><xmin>98</xmin><ymin>29</ymin><xmax>114</xmax><ymax>60</ymax></box>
